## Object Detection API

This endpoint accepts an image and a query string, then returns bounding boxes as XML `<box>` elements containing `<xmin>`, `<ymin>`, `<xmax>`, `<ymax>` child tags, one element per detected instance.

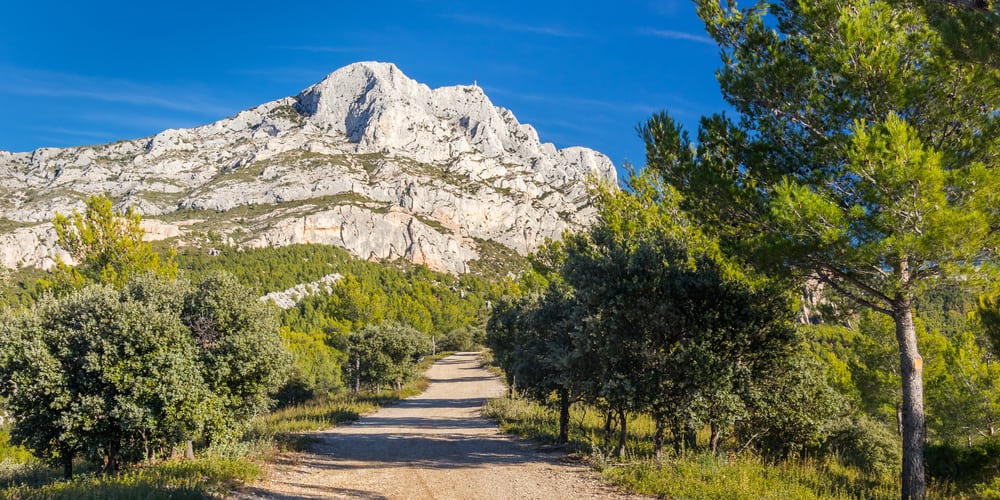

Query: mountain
<box><xmin>0</xmin><ymin>62</ymin><xmax>616</xmax><ymax>274</ymax></box>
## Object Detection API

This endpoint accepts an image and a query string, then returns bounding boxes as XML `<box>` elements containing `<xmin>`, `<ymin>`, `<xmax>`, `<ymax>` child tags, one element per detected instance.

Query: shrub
<box><xmin>926</xmin><ymin>438</ymin><xmax>1000</xmax><ymax>488</ymax></box>
<box><xmin>826</xmin><ymin>414</ymin><xmax>901</xmax><ymax>477</ymax></box>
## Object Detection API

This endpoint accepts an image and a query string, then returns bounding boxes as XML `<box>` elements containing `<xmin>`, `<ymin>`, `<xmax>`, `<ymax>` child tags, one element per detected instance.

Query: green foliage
<box><xmin>648</xmin><ymin>5</ymin><xmax>999</xmax><ymax>493</ymax></box>
<box><xmin>0</xmin><ymin>272</ymin><xmax>290</xmax><ymax>476</ymax></box>
<box><xmin>977</xmin><ymin>294</ymin><xmax>1000</xmax><ymax>356</ymax></box>
<box><xmin>924</xmin><ymin>329</ymin><xmax>1000</xmax><ymax>443</ymax></box>
<box><xmin>486</xmin><ymin>284</ymin><xmax>589</xmax><ymax>443</ymax></box>
<box><xmin>174</xmin><ymin>244</ymin><xmax>357</xmax><ymax>296</ymax></box>
<box><xmin>2</xmin><ymin>353</ymin><xmax>445</xmax><ymax>497</ymax></box>
<box><xmin>740</xmin><ymin>349</ymin><xmax>846</xmax><ymax>458</ymax></box>
<box><xmin>570</xmin><ymin>171</ymin><xmax>804</xmax><ymax>456</ymax></box>
<box><xmin>926</xmin><ymin>438</ymin><xmax>1000</xmax><ymax>490</ymax></box>
<box><xmin>1</xmin><ymin>426</ymin><xmax>35</xmax><ymax>464</ymax></box>
<box><xmin>826</xmin><ymin>414</ymin><xmax>902</xmax><ymax>478</ymax></box>
<box><xmin>275</xmin><ymin>327</ymin><xmax>346</xmax><ymax>406</ymax></box>
<box><xmin>436</xmin><ymin>325</ymin><xmax>484</xmax><ymax>352</ymax></box>
<box><xmin>346</xmin><ymin>322</ymin><xmax>431</xmax><ymax>392</ymax></box>
<box><xmin>1</xmin><ymin>456</ymin><xmax>259</xmax><ymax>499</ymax></box>
<box><xmin>50</xmin><ymin>195</ymin><xmax>177</xmax><ymax>290</ymax></box>
<box><xmin>484</xmin><ymin>395</ymin><xmax>900</xmax><ymax>498</ymax></box>
<box><xmin>0</xmin><ymin>283</ymin><xmax>211</xmax><ymax>474</ymax></box>
<box><xmin>174</xmin><ymin>243</ymin><xmax>500</xmax><ymax>342</ymax></box>
<box><xmin>488</xmin><ymin>169</ymin><xmax>818</xmax><ymax>458</ymax></box>
<box><xmin>805</xmin><ymin>316</ymin><xmax>902</xmax><ymax>422</ymax></box>
<box><xmin>181</xmin><ymin>272</ymin><xmax>291</xmax><ymax>442</ymax></box>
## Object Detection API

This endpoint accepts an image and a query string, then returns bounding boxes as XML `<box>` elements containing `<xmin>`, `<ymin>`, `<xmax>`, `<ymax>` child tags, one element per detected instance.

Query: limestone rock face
<box><xmin>0</xmin><ymin>62</ymin><xmax>616</xmax><ymax>274</ymax></box>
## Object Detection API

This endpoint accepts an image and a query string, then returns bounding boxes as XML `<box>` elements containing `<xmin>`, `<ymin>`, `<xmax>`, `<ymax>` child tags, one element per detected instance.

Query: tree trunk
<box><xmin>355</xmin><ymin>357</ymin><xmax>361</xmax><ymax>393</ymax></box>
<box><xmin>653</xmin><ymin>418</ymin><xmax>666</xmax><ymax>460</ymax></box>
<box><xmin>684</xmin><ymin>426</ymin><xmax>697</xmax><ymax>452</ymax></box>
<box><xmin>184</xmin><ymin>440</ymin><xmax>195</xmax><ymax>460</ymax></box>
<box><xmin>557</xmin><ymin>388</ymin><xmax>570</xmax><ymax>444</ymax></box>
<box><xmin>672</xmin><ymin>422</ymin><xmax>683</xmax><ymax>455</ymax></box>
<box><xmin>62</xmin><ymin>452</ymin><xmax>73</xmax><ymax>480</ymax></box>
<box><xmin>616</xmin><ymin>408</ymin><xmax>628</xmax><ymax>458</ymax></box>
<box><xmin>894</xmin><ymin>300</ymin><xmax>926</xmax><ymax>500</ymax></box>
<box><xmin>710</xmin><ymin>423</ymin><xmax>722</xmax><ymax>456</ymax></box>
<box><xmin>106</xmin><ymin>440</ymin><xmax>120</xmax><ymax>474</ymax></box>
<box><xmin>896</xmin><ymin>402</ymin><xmax>904</xmax><ymax>437</ymax></box>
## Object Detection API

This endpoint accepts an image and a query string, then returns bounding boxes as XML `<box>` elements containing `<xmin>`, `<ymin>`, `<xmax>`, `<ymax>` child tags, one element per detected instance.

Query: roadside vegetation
<box><xmin>0</xmin><ymin>362</ymin><xmax>440</xmax><ymax>499</ymax></box>
<box><xmin>0</xmin><ymin>196</ymin><xmax>473</xmax><ymax>497</ymax></box>
<box><xmin>482</xmin><ymin>1</ymin><xmax>999</xmax><ymax>498</ymax></box>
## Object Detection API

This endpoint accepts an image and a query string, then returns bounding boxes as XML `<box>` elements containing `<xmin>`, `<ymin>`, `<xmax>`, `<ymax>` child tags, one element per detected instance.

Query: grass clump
<box><xmin>2</xmin><ymin>456</ymin><xmax>258</xmax><ymax>499</ymax></box>
<box><xmin>602</xmin><ymin>454</ymin><xmax>899</xmax><ymax>500</ymax></box>
<box><xmin>483</xmin><ymin>395</ymin><xmax>914</xmax><ymax>499</ymax></box>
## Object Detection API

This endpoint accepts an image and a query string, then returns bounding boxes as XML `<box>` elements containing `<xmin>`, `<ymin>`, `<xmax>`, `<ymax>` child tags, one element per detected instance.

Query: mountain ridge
<box><xmin>0</xmin><ymin>61</ymin><xmax>616</xmax><ymax>274</ymax></box>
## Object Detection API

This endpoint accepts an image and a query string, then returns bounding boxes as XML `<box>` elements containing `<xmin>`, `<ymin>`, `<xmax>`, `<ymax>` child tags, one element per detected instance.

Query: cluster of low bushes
<box><xmin>483</xmin><ymin>395</ymin><xmax>999</xmax><ymax>498</ymax></box>
<box><xmin>1</xmin><ymin>354</ymin><xmax>444</xmax><ymax>498</ymax></box>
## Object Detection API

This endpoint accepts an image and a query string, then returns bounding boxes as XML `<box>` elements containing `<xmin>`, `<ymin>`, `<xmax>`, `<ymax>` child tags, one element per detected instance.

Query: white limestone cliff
<box><xmin>0</xmin><ymin>62</ymin><xmax>616</xmax><ymax>274</ymax></box>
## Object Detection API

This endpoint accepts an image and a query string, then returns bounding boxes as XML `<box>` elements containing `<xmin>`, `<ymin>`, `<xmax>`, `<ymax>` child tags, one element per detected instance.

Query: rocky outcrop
<box><xmin>0</xmin><ymin>62</ymin><xmax>616</xmax><ymax>274</ymax></box>
<box><xmin>262</xmin><ymin>273</ymin><xmax>344</xmax><ymax>309</ymax></box>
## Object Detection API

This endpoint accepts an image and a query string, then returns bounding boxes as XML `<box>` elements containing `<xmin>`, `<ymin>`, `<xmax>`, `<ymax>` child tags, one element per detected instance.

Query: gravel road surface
<box><xmin>232</xmin><ymin>352</ymin><xmax>638</xmax><ymax>499</ymax></box>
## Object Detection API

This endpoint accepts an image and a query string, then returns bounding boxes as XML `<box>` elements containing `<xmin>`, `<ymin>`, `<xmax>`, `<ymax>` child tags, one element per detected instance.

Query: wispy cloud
<box><xmin>443</xmin><ymin>14</ymin><xmax>584</xmax><ymax>38</ymax></box>
<box><xmin>648</xmin><ymin>0</ymin><xmax>684</xmax><ymax>16</ymax></box>
<box><xmin>640</xmin><ymin>28</ymin><xmax>715</xmax><ymax>46</ymax></box>
<box><xmin>0</xmin><ymin>66</ymin><xmax>235</xmax><ymax>117</ymax></box>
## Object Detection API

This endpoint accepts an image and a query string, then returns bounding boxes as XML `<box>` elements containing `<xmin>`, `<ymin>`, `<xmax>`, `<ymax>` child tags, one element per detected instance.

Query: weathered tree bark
<box><xmin>616</xmin><ymin>408</ymin><xmax>628</xmax><ymax>458</ymax></box>
<box><xmin>557</xmin><ymin>388</ymin><xmax>570</xmax><ymax>444</ymax></box>
<box><xmin>710</xmin><ymin>423</ymin><xmax>722</xmax><ymax>456</ymax></box>
<box><xmin>184</xmin><ymin>440</ymin><xmax>195</xmax><ymax>460</ymax></box>
<box><xmin>894</xmin><ymin>299</ymin><xmax>926</xmax><ymax>500</ymax></box>
<box><xmin>653</xmin><ymin>418</ymin><xmax>666</xmax><ymax>460</ymax></box>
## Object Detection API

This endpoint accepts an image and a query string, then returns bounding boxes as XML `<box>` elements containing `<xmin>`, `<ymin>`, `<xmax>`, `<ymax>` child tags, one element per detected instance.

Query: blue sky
<box><xmin>0</xmin><ymin>0</ymin><xmax>728</xmax><ymax>173</ymax></box>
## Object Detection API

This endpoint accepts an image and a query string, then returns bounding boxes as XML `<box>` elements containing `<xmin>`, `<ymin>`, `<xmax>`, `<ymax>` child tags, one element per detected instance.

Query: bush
<box><xmin>926</xmin><ymin>438</ymin><xmax>1000</xmax><ymax>488</ymax></box>
<box><xmin>437</xmin><ymin>326</ymin><xmax>484</xmax><ymax>352</ymax></box>
<box><xmin>346</xmin><ymin>322</ymin><xmax>431</xmax><ymax>392</ymax></box>
<box><xmin>826</xmin><ymin>414</ymin><xmax>901</xmax><ymax>477</ymax></box>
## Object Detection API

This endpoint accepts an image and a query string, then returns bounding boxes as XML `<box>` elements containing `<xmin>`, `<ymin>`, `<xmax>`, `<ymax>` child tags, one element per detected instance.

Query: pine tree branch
<box><xmin>812</xmin><ymin>262</ymin><xmax>895</xmax><ymax>315</ymax></box>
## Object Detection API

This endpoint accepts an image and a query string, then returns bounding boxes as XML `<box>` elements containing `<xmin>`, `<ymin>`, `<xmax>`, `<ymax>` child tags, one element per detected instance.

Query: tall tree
<box><xmin>51</xmin><ymin>195</ymin><xmax>177</xmax><ymax>289</ymax></box>
<box><xmin>646</xmin><ymin>1</ymin><xmax>1000</xmax><ymax>496</ymax></box>
<box><xmin>485</xmin><ymin>284</ymin><xmax>589</xmax><ymax>444</ymax></box>
<box><xmin>561</xmin><ymin>170</ymin><xmax>798</xmax><ymax>457</ymax></box>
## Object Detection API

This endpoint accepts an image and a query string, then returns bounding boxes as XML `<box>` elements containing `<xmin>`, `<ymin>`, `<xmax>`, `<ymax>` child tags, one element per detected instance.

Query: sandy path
<box><xmin>232</xmin><ymin>352</ymin><xmax>638</xmax><ymax>499</ymax></box>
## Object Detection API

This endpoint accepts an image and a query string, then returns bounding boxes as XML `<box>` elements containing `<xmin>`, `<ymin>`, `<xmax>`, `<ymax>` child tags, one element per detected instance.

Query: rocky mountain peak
<box><xmin>0</xmin><ymin>62</ymin><xmax>616</xmax><ymax>275</ymax></box>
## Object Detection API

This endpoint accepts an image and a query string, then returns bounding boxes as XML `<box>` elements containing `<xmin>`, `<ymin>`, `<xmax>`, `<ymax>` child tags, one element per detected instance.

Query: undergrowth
<box><xmin>482</xmin><ymin>396</ymin><xmax>981</xmax><ymax>499</ymax></box>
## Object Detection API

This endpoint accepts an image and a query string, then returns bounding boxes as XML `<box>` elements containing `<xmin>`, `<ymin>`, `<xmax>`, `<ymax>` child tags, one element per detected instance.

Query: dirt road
<box><xmin>233</xmin><ymin>352</ymin><xmax>637</xmax><ymax>499</ymax></box>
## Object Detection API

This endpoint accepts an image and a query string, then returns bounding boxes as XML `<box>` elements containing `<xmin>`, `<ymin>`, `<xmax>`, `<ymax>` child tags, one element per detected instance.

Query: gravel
<box><xmin>231</xmin><ymin>352</ymin><xmax>642</xmax><ymax>499</ymax></box>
